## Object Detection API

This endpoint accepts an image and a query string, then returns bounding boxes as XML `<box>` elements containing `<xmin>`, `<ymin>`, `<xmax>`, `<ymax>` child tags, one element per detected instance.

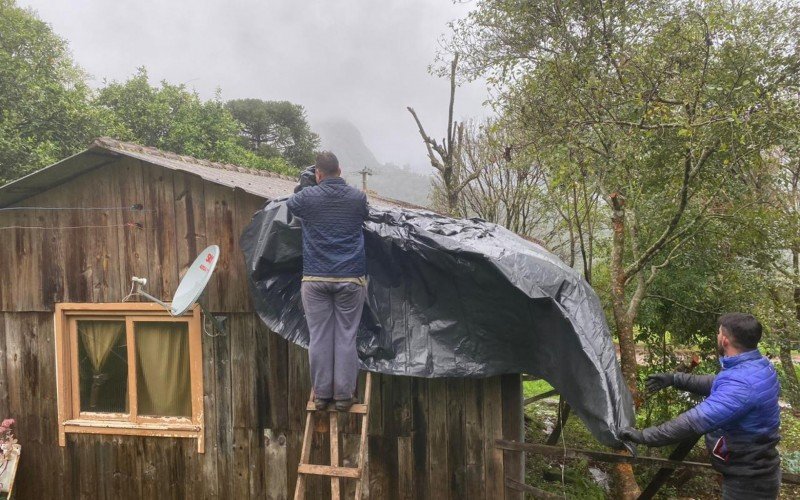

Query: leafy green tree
<box><xmin>225</xmin><ymin>98</ymin><xmax>319</xmax><ymax>167</ymax></box>
<box><xmin>95</xmin><ymin>68</ymin><xmax>294</xmax><ymax>175</ymax></box>
<box><xmin>451</xmin><ymin>1</ymin><xmax>800</xmax><ymax>494</ymax></box>
<box><xmin>0</xmin><ymin>0</ymin><xmax>115</xmax><ymax>184</ymax></box>
<box><xmin>452</xmin><ymin>0</ymin><xmax>799</xmax><ymax>398</ymax></box>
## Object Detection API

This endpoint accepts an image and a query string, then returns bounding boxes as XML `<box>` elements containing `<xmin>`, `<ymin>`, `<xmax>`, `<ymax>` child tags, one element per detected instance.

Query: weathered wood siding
<box><xmin>0</xmin><ymin>156</ymin><xmax>522</xmax><ymax>499</ymax></box>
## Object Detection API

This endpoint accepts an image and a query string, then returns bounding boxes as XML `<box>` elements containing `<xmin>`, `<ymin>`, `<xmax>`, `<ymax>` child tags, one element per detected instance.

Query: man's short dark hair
<box><xmin>718</xmin><ymin>313</ymin><xmax>762</xmax><ymax>349</ymax></box>
<box><xmin>315</xmin><ymin>152</ymin><xmax>340</xmax><ymax>177</ymax></box>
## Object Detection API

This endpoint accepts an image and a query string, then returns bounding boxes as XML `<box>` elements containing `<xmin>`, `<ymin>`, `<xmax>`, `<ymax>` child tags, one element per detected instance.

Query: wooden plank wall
<box><xmin>0</xmin><ymin>156</ymin><xmax>521</xmax><ymax>499</ymax></box>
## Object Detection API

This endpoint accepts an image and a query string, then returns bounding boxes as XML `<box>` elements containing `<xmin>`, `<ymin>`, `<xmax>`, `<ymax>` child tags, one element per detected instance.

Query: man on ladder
<box><xmin>287</xmin><ymin>151</ymin><xmax>369</xmax><ymax>412</ymax></box>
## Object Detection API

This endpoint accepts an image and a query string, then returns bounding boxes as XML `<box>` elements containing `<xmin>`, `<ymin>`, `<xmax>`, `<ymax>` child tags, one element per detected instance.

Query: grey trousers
<box><xmin>300</xmin><ymin>281</ymin><xmax>366</xmax><ymax>400</ymax></box>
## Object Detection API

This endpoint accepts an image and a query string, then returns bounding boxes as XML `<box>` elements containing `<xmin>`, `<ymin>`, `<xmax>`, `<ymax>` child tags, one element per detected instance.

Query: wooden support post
<box><xmin>294</xmin><ymin>390</ymin><xmax>316</xmax><ymax>499</ymax></box>
<box><xmin>637</xmin><ymin>436</ymin><xmax>700</xmax><ymax>500</ymax></box>
<box><xmin>545</xmin><ymin>398</ymin><xmax>570</xmax><ymax>446</ymax></box>
<box><xmin>330</xmin><ymin>412</ymin><xmax>341</xmax><ymax>500</ymax></box>
<box><xmin>354</xmin><ymin>373</ymin><xmax>373</xmax><ymax>500</ymax></box>
<box><xmin>501</xmin><ymin>374</ymin><xmax>524</xmax><ymax>500</ymax></box>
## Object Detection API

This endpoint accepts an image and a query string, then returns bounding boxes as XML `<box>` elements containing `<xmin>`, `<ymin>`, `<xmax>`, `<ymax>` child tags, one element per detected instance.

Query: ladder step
<box><xmin>305</xmin><ymin>402</ymin><xmax>368</xmax><ymax>414</ymax></box>
<box><xmin>298</xmin><ymin>464</ymin><xmax>362</xmax><ymax>478</ymax></box>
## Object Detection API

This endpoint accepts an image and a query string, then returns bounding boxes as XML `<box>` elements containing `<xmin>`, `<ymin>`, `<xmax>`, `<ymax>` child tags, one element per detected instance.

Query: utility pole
<box><xmin>358</xmin><ymin>166</ymin><xmax>373</xmax><ymax>193</ymax></box>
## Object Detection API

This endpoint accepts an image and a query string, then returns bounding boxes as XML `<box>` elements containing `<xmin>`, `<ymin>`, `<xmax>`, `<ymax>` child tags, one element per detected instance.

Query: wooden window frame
<box><xmin>54</xmin><ymin>303</ymin><xmax>205</xmax><ymax>453</ymax></box>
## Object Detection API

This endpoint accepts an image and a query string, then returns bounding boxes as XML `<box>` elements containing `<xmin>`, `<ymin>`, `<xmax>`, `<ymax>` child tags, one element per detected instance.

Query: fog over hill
<box><xmin>314</xmin><ymin>119</ymin><xmax>432</xmax><ymax>207</ymax></box>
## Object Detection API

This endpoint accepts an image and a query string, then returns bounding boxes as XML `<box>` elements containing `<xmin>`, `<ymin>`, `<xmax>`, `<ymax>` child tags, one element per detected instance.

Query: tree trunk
<box><xmin>779</xmin><ymin>345</ymin><xmax>800</xmax><ymax>408</ymax></box>
<box><xmin>608</xmin><ymin>193</ymin><xmax>641</xmax><ymax>499</ymax></box>
<box><xmin>609</xmin><ymin>194</ymin><xmax>640</xmax><ymax>402</ymax></box>
<box><xmin>787</xmin><ymin>251</ymin><xmax>800</xmax><ymax>409</ymax></box>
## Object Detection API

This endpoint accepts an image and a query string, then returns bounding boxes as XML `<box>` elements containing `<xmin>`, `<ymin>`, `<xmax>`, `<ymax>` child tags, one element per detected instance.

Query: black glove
<box><xmin>619</xmin><ymin>427</ymin><xmax>645</xmax><ymax>444</ymax></box>
<box><xmin>294</xmin><ymin>165</ymin><xmax>317</xmax><ymax>193</ymax></box>
<box><xmin>621</xmin><ymin>412</ymin><xmax>699</xmax><ymax>448</ymax></box>
<box><xmin>645</xmin><ymin>373</ymin><xmax>675</xmax><ymax>394</ymax></box>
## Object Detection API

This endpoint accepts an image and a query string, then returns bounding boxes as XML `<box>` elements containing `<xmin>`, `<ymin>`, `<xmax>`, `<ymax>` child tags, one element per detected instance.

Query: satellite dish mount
<box><xmin>130</xmin><ymin>245</ymin><xmax>225</xmax><ymax>335</ymax></box>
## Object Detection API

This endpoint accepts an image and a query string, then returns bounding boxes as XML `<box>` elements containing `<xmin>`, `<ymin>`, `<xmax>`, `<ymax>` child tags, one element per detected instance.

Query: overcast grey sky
<box><xmin>20</xmin><ymin>0</ymin><xmax>489</xmax><ymax>172</ymax></box>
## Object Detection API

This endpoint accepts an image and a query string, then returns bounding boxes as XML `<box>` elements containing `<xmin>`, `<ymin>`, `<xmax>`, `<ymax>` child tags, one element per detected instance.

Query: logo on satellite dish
<box><xmin>130</xmin><ymin>245</ymin><xmax>221</xmax><ymax>316</ymax></box>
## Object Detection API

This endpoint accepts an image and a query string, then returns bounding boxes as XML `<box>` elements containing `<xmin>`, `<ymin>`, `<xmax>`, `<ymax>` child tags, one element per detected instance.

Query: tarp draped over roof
<box><xmin>241</xmin><ymin>199</ymin><xmax>635</xmax><ymax>448</ymax></box>
<box><xmin>0</xmin><ymin>138</ymin><xmax>635</xmax><ymax>448</ymax></box>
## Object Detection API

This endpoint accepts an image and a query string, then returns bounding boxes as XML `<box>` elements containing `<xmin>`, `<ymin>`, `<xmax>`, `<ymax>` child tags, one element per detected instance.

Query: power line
<box><xmin>0</xmin><ymin>222</ymin><xmax>143</xmax><ymax>231</ymax></box>
<box><xmin>0</xmin><ymin>204</ymin><xmax>149</xmax><ymax>212</ymax></box>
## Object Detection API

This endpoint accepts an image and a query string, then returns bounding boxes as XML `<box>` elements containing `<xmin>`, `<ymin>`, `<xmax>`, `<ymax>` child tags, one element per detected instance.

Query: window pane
<box><xmin>134</xmin><ymin>322</ymin><xmax>191</xmax><ymax>418</ymax></box>
<box><xmin>77</xmin><ymin>320</ymin><xmax>128</xmax><ymax>413</ymax></box>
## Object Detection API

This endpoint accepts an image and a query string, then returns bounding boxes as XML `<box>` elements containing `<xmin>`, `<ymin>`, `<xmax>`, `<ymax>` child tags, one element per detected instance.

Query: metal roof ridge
<box><xmin>91</xmin><ymin>137</ymin><xmax>298</xmax><ymax>182</ymax></box>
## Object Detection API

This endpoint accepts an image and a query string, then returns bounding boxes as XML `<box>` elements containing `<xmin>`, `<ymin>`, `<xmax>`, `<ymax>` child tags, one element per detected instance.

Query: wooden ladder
<box><xmin>294</xmin><ymin>372</ymin><xmax>373</xmax><ymax>500</ymax></box>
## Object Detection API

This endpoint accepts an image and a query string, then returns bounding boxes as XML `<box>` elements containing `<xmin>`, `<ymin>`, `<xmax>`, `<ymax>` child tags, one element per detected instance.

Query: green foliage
<box><xmin>0</xmin><ymin>3</ymin><xmax>298</xmax><ymax>183</ymax></box>
<box><xmin>94</xmin><ymin>69</ymin><xmax>296</xmax><ymax>176</ymax></box>
<box><xmin>0</xmin><ymin>0</ymin><xmax>116</xmax><ymax>183</ymax></box>
<box><xmin>449</xmin><ymin>0</ymin><xmax>800</xmax><ymax>404</ymax></box>
<box><xmin>225</xmin><ymin>98</ymin><xmax>319</xmax><ymax>168</ymax></box>
<box><xmin>782</xmin><ymin>451</ymin><xmax>800</xmax><ymax>475</ymax></box>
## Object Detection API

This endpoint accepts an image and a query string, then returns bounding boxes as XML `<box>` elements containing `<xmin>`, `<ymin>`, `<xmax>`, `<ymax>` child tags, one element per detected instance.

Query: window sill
<box><xmin>60</xmin><ymin>419</ymin><xmax>204</xmax><ymax>453</ymax></box>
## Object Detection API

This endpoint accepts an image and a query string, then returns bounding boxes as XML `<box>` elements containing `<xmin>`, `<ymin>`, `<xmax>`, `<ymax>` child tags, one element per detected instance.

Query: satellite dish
<box><xmin>130</xmin><ymin>245</ymin><xmax>220</xmax><ymax>315</ymax></box>
<box><xmin>170</xmin><ymin>245</ymin><xmax>220</xmax><ymax>315</ymax></box>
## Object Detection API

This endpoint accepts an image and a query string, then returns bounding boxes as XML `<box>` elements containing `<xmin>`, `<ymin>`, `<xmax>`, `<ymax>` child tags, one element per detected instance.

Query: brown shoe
<box><xmin>314</xmin><ymin>398</ymin><xmax>331</xmax><ymax>410</ymax></box>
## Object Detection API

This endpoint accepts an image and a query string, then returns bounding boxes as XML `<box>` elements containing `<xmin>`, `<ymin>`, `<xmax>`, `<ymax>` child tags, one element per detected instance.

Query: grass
<box><xmin>523</xmin><ymin>383</ymin><xmax>610</xmax><ymax>498</ymax></box>
<box><xmin>523</xmin><ymin>379</ymin><xmax>554</xmax><ymax>399</ymax></box>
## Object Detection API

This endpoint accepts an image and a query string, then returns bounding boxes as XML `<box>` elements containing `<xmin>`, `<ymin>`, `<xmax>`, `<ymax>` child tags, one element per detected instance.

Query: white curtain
<box><xmin>135</xmin><ymin>322</ymin><xmax>191</xmax><ymax>417</ymax></box>
<box><xmin>78</xmin><ymin>321</ymin><xmax>125</xmax><ymax>410</ymax></box>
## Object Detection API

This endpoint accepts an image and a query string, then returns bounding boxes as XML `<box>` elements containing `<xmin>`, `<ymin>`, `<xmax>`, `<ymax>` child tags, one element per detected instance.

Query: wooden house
<box><xmin>0</xmin><ymin>138</ymin><xmax>523</xmax><ymax>499</ymax></box>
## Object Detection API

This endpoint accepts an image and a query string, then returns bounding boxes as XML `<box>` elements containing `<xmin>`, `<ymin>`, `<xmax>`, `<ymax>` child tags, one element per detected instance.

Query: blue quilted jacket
<box><xmin>286</xmin><ymin>177</ymin><xmax>369</xmax><ymax>277</ymax></box>
<box><xmin>683</xmin><ymin>349</ymin><xmax>781</xmax><ymax>477</ymax></box>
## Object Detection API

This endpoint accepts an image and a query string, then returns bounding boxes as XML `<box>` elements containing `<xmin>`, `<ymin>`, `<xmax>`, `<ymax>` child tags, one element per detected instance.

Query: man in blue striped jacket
<box><xmin>620</xmin><ymin>313</ymin><xmax>781</xmax><ymax>499</ymax></box>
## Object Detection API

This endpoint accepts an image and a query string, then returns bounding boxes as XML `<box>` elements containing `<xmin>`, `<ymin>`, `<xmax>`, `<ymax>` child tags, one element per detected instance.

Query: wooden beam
<box><xmin>495</xmin><ymin>440</ymin><xmax>800</xmax><ymax>485</ymax></box>
<box><xmin>523</xmin><ymin>389</ymin><xmax>558</xmax><ymax>406</ymax></box>
<box><xmin>297</xmin><ymin>464</ymin><xmax>361</xmax><ymax>479</ymax></box>
<box><xmin>306</xmin><ymin>402</ymin><xmax>368</xmax><ymax>414</ymax></box>
<box><xmin>638</xmin><ymin>436</ymin><xmax>700</xmax><ymax>500</ymax></box>
<box><xmin>496</xmin><ymin>440</ymin><xmax>711</xmax><ymax>471</ymax></box>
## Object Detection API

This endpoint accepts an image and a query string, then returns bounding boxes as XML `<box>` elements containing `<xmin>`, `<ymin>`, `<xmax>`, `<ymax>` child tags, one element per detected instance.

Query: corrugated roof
<box><xmin>0</xmin><ymin>137</ymin><xmax>420</xmax><ymax>210</ymax></box>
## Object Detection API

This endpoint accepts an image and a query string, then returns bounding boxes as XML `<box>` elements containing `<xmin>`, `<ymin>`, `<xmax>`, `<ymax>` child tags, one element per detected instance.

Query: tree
<box><xmin>457</xmin><ymin>119</ymin><xmax>548</xmax><ymax>235</ymax></box>
<box><xmin>408</xmin><ymin>54</ymin><xmax>479</xmax><ymax>215</ymax></box>
<box><xmin>451</xmin><ymin>1</ymin><xmax>800</xmax><ymax>496</ymax></box>
<box><xmin>452</xmin><ymin>0</ymin><xmax>799</xmax><ymax>395</ymax></box>
<box><xmin>759</xmin><ymin>124</ymin><xmax>800</xmax><ymax>407</ymax></box>
<box><xmin>225</xmin><ymin>99</ymin><xmax>319</xmax><ymax>167</ymax></box>
<box><xmin>95</xmin><ymin>68</ymin><xmax>295</xmax><ymax>175</ymax></box>
<box><xmin>0</xmin><ymin>0</ymin><xmax>115</xmax><ymax>184</ymax></box>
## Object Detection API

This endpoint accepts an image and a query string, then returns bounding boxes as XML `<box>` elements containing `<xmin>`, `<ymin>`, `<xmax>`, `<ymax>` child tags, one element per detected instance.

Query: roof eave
<box><xmin>0</xmin><ymin>145</ymin><xmax>120</xmax><ymax>208</ymax></box>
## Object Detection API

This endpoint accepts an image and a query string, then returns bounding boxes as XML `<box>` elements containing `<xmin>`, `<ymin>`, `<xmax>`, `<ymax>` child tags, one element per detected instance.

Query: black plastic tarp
<box><xmin>241</xmin><ymin>200</ymin><xmax>635</xmax><ymax>448</ymax></box>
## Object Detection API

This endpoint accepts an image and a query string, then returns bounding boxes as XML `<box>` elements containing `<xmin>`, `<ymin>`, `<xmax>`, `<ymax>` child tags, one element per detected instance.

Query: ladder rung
<box><xmin>305</xmin><ymin>402</ymin><xmax>368</xmax><ymax>414</ymax></box>
<box><xmin>298</xmin><ymin>464</ymin><xmax>361</xmax><ymax>478</ymax></box>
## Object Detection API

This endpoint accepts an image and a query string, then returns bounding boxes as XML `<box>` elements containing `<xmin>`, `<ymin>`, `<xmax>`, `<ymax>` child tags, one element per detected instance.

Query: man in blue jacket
<box><xmin>620</xmin><ymin>313</ymin><xmax>781</xmax><ymax>499</ymax></box>
<box><xmin>287</xmin><ymin>152</ymin><xmax>369</xmax><ymax>412</ymax></box>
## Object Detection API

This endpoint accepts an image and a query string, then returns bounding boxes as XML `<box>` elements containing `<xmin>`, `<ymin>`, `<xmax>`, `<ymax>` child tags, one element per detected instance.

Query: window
<box><xmin>54</xmin><ymin>303</ymin><xmax>205</xmax><ymax>452</ymax></box>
